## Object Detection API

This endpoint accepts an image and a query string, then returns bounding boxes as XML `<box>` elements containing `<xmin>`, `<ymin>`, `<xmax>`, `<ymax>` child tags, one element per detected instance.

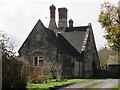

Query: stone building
<box><xmin>18</xmin><ymin>4</ymin><xmax>100</xmax><ymax>78</ymax></box>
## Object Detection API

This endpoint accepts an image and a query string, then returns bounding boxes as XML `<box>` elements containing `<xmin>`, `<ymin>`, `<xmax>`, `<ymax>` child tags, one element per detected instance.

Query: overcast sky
<box><xmin>0</xmin><ymin>0</ymin><xmax>118</xmax><ymax>53</ymax></box>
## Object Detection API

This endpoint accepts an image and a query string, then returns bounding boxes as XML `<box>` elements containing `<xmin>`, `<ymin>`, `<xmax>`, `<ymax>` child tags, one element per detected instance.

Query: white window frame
<box><xmin>33</xmin><ymin>56</ymin><xmax>44</xmax><ymax>66</ymax></box>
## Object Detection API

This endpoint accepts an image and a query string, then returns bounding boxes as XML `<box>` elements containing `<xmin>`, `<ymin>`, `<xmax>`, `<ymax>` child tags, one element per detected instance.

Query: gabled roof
<box><xmin>19</xmin><ymin>19</ymin><xmax>90</xmax><ymax>58</ymax></box>
<box><xmin>45</xmin><ymin>26</ymin><xmax>90</xmax><ymax>57</ymax></box>
<box><xmin>62</xmin><ymin>26</ymin><xmax>88</xmax><ymax>53</ymax></box>
<box><xmin>56</xmin><ymin>34</ymin><xmax>81</xmax><ymax>57</ymax></box>
<box><xmin>65</xmin><ymin>26</ymin><xmax>88</xmax><ymax>32</ymax></box>
<box><xmin>18</xmin><ymin>19</ymin><xmax>47</xmax><ymax>52</ymax></box>
<box><xmin>44</xmin><ymin>29</ymin><xmax>81</xmax><ymax>57</ymax></box>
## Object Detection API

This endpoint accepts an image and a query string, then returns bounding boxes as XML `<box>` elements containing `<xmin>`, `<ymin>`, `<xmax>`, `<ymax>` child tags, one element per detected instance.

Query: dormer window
<box><xmin>33</xmin><ymin>56</ymin><xmax>44</xmax><ymax>66</ymax></box>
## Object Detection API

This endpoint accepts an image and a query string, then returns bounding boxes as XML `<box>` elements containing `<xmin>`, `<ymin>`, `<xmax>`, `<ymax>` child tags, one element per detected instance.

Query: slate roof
<box><xmin>46</xmin><ymin>26</ymin><xmax>89</xmax><ymax>57</ymax></box>
<box><xmin>19</xmin><ymin>19</ymin><xmax>90</xmax><ymax>58</ymax></box>
<box><xmin>63</xmin><ymin>27</ymin><xmax>88</xmax><ymax>53</ymax></box>
<box><xmin>65</xmin><ymin>26</ymin><xmax>87</xmax><ymax>32</ymax></box>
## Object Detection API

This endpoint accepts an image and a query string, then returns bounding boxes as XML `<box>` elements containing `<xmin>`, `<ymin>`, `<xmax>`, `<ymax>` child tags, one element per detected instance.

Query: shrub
<box><xmin>35</xmin><ymin>75</ymin><xmax>50</xmax><ymax>84</ymax></box>
<box><xmin>62</xmin><ymin>76</ymin><xmax>71</xmax><ymax>79</ymax></box>
<box><xmin>28</xmin><ymin>61</ymin><xmax>62</xmax><ymax>84</ymax></box>
<box><xmin>2</xmin><ymin>56</ymin><xmax>29</xmax><ymax>89</ymax></box>
<box><xmin>1</xmin><ymin>32</ymin><xmax>29</xmax><ymax>89</ymax></box>
<box><xmin>28</xmin><ymin>63</ymin><xmax>43</xmax><ymax>84</ymax></box>
<box><xmin>43</xmin><ymin>61</ymin><xmax>62</xmax><ymax>80</ymax></box>
<box><xmin>29</xmin><ymin>75</ymin><xmax>50</xmax><ymax>84</ymax></box>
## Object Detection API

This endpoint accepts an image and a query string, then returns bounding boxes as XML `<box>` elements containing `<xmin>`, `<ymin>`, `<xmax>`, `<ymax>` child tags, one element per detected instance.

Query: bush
<box><xmin>36</xmin><ymin>75</ymin><xmax>50</xmax><ymax>84</ymax></box>
<box><xmin>28</xmin><ymin>64</ymin><xmax>43</xmax><ymax>84</ymax></box>
<box><xmin>30</xmin><ymin>75</ymin><xmax>50</xmax><ymax>84</ymax></box>
<box><xmin>62</xmin><ymin>76</ymin><xmax>71</xmax><ymax>79</ymax></box>
<box><xmin>28</xmin><ymin>61</ymin><xmax>62</xmax><ymax>84</ymax></box>
<box><xmin>1</xmin><ymin>32</ymin><xmax>29</xmax><ymax>89</ymax></box>
<box><xmin>42</xmin><ymin>61</ymin><xmax>62</xmax><ymax>80</ymax></box>
<box><xmin>2</xmin><ymin>56</ymin><xmax>29</xmax><ymax>89</ymax></box>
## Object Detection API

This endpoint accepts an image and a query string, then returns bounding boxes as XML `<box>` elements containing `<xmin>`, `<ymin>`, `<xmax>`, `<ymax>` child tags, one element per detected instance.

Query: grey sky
<box><xmin>0</xmin><ymin>0</ymin><xmax>117</xmax><ymax>53</ymax></box>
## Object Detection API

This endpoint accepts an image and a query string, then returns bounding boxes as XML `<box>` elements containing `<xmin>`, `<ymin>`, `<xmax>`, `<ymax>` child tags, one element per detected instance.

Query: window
<box><xmin>33</xmin><ymin>56</ymin><xmax>44</xmax><ymax>66</ymax></box>
<box><xmin>39</xmin><ymin>57</ymin><xmax>44</xmax><ymax>64</ymax></box>
<box><xmin>34</xmin><ymin>57</ymin><xmax>38</xmax><ymax>66</ymax></box>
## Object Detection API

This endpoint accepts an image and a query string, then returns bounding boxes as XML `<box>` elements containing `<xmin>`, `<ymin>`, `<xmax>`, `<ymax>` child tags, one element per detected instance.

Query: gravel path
<box><xmin>59</xmin><ymin>79</ymin><xmax>119</xmax><ymax>89</ymax></box>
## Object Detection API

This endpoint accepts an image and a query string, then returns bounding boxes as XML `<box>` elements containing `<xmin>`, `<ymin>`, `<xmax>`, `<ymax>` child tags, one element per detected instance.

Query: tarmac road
<box><xmin>59</xmin><ymin>79</ymin><xmax>119</xmax><ymax>89</ymax></box>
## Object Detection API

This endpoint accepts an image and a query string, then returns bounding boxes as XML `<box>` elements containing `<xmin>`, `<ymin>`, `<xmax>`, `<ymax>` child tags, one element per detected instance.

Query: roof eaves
<box><xmin>81</xmin><ymin>26</ymin><xmax>90</xmax><ymax>52</ymax></box>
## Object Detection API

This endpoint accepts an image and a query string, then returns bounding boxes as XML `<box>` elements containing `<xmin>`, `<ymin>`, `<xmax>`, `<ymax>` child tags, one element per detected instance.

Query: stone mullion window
<box><xmin>33</xmin><ymin>56</ymin><xmax>44</xmax><ymax>66</ymax></box>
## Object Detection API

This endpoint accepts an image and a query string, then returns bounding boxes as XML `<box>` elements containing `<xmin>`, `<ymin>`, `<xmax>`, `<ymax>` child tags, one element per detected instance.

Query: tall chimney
<box><xmin>68</xmin><ymin>19</ymin><xmax>73</xmax><ymax>27</ymax></box>
<box><xmin>50</xmin><ymin>4</ymin><xmax>56</xmax><ymax>19</ymax></box>
<box><xmin>58</xmin><ymin>8</ymin><xmax>68</xmax><ymax>28</ymax></box>
<box><xmin>49</xmin><ymin>4</ymin><xmax>57</xmax><ymax>30</ymax></box>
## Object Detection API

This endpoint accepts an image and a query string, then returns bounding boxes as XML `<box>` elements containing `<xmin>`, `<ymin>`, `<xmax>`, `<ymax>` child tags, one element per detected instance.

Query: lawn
<box><xmin>112</xmin><ymin>84</ymin><xmax>120</xmax><ymax>90</ymax></box>
<box><xmin>27</xmin><ymin>79</ymin><xmax>92</xmax><ymax>89</ymax></box>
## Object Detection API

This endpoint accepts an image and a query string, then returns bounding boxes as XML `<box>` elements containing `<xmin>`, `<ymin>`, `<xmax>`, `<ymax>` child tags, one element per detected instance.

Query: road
<box><xmin>59</xmin><ymin>79</ymin><xmax>119</xmax><ymax>89</ymax></box>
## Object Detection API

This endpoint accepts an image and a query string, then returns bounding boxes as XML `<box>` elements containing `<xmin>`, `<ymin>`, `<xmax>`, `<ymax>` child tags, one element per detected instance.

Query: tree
<box><xmin>98</xmin><ymin>1</ymin><xmax>120</xmax><ymax>62</ymax></box>
<box><xmin>98</xmin><ymin>47</ymin><xmax>109</xmax><ymax>69</ymax></box>
<box><xmin>98</xmin><ymin>46</ymin><xmax>118</xmax><ymax>70</ymax></box>
<box><xmin>1</xmin><ymin>32</ymin><xmax>29</xmax><ymax>89</ymax></box>
<box><xmin>2</xmin><ymin>56</ymin><xmax>29</xmax><ymax>89</ymax></box>
<box><xmin>41</xmin><ymin>61</ymin><xmax>62</xmax><ymax>79</ymax></box>
<box><xmin>28</xmin><ymin>61</ymin><xmax>62</xmax><ymax>84</ymax></box>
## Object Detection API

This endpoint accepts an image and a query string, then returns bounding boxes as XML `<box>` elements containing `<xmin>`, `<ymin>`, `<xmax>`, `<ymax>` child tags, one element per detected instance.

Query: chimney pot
<box><xmin>50</xmin><ymin>4</ymin><xmax>56</xmax><ymax>19</ymax></box>
<box><xmin>69</xmin><ymin>19</ymin><xmax>73</xmax><ymax>27</ymax></box>
<box><xmin>48</xmin><ymin>4</ymin><xmax>57</xmax><ymax>30</ymax></box>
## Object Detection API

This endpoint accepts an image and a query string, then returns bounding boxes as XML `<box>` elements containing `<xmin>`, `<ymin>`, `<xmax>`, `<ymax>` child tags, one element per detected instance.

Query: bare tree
<box><xmin>28</xmin><ymin>61</ymin><xmax>62</xmax><ymax>83</ymax></box>
<box><xmin>41</xmin><ymin>61</ymin><xmax>62</xmax><ymax>79</ymax></box>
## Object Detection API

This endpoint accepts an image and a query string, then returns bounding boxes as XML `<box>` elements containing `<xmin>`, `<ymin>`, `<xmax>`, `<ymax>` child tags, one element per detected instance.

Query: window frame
<box><xmin>33</xmin><ymin>56</ymin><xmax>44</xmax><ymax>66</ymax></box>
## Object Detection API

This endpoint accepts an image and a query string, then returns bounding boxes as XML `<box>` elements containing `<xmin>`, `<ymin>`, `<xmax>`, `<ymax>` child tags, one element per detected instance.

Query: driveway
<box><xmin>59</xmin><ymin>79</ymin><xmax>119</xmax><ymax>89</ymax></box>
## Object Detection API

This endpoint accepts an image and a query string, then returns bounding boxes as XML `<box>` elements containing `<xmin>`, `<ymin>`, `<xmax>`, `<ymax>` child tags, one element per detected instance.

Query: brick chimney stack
<box><xmin>58</xmin><ymin>8</ymin><xmax>68</xmax><ymax>28</ymax></box>
<box><xmin>68</xmin><ymin>19</ymin><xmax>73</xmax><ymax>27</ymax></box>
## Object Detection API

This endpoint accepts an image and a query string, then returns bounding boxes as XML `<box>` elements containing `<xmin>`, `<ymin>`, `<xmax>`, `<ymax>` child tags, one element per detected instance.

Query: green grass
<box><xmin>27</xmin><ymin>79</ymin><xmax>92</xmax><ymax>89</ymax></box>
<box><xmin>112</xmin><ymin>84</ymin><xmax>120</xmax><ymax>90</ymax></box>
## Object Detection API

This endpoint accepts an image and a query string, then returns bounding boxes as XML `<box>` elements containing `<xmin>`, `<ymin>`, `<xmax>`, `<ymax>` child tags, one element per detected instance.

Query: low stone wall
<box><xmin>93</xmin><ymin>64</ymin><xmax>120</xmax><ymax>79</ymax></box>
<box><xmin>107</xmin><ymin>64</ymin><xmax>120</xmax><ymax>78</ymax></box>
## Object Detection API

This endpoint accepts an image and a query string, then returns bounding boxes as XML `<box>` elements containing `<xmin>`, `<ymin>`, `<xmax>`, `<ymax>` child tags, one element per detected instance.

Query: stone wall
<box><xmin>83</xmin><ymin>33</ymin><xmax>93</xmax><ymax>78</ymax></box>
<box><xmin>19</xmin><ymin>21</ymin><xmax>58</xmax><ymax>64</ymax></box>
<box><xmin>19</xmin><ymin>32</ymin><xmax>58</xmax><ymax>65</ymax></box>
<box><xmin>58</xmin><ymin>52</ymin><xmax>86</xmax><ymax>78</ymax></box>
<box><xmin>18</xmin><ymin>21</ymin><xmax>79</xmax><ymax>77</ymax></box>
<box><xmin>57</xmin><ymin>52</ymin><xmax>77</xmax><ymax>77</ymax></box>
<box><xmin>83</xmin><ymin>27</ymin><xmax>100</xmax><ymax>78</ymax></box>
<box><xmin>107</xmin><ymin>64</ymin><xmax>120</xmax><ymax>78</ymax></box>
